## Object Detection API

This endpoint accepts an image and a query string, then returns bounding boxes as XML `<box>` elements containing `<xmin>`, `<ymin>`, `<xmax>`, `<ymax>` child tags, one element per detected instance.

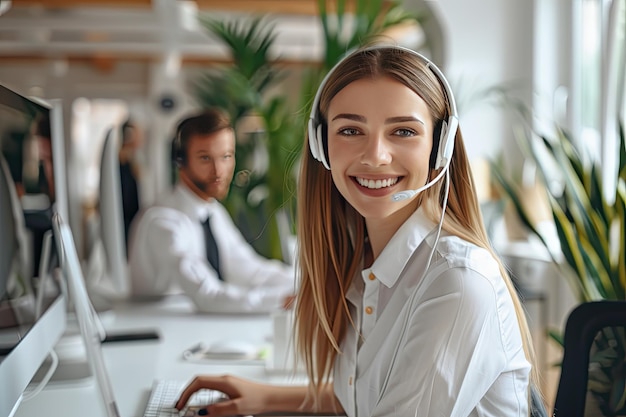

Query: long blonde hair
<box><xmin>295</xmin><ymin>46</ymin><xmax>539</xmax><ymax>408</ymax></box>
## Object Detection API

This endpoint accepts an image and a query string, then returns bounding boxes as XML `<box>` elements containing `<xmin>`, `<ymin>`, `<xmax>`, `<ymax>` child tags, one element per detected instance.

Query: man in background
<box><xmin>118</xmin><ymin>118</ymin><xmax>142</xmax><ymax>250</ymax></box>
<box><xmin>128</xmin><ymin>108</ymin><xmax>295</xmax><ymax>313</ymax></box>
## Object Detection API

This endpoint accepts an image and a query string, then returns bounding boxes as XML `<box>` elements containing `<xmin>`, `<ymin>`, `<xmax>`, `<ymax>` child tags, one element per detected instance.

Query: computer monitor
<box><xmin>96</xmin><ymin>127</ymin><xmax>129</xmax><ymax>297</ymax></box>
<box><xmin>52</xmin><ymin>213</ymin><xmax>121</xmax><ymax>417</ymax></box>
<box><xmin>0</xmin><ymin>83</ymin><xmax>69</xmax><ymax>417</ymax></box>
<box><xmin>0</xmin><ymin>281</ymin><xmax>66</xmax><ymax>417</ymax></box>
<box><xmin>0</xmin><ymin>83</ymin><xmax>69</xmax><ymax>282</ymax></box>
<box><xmin>0</xmin><ymin>151</ymin><xmax>66</xmax><ymax>417</ymax></box>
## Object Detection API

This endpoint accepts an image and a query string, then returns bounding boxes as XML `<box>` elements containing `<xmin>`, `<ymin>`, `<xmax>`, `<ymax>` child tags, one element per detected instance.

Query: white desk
<box><xmin>15</xmin><ymin>295</ymin><xmax>303</xmax><ymax>417</ymax></box>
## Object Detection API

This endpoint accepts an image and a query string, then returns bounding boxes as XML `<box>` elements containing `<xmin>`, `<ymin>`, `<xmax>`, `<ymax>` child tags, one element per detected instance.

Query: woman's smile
<box><xmin>354</xmin><ymin>176</ymin><xmax>400</xmax><ymax>189</ymax></box>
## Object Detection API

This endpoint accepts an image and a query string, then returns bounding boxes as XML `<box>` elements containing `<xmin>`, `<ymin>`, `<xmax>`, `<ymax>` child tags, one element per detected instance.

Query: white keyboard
<box><xmin>142</xmin><ymin>380</ymin><xmax>223</xmax><ymax>417</ymax></box>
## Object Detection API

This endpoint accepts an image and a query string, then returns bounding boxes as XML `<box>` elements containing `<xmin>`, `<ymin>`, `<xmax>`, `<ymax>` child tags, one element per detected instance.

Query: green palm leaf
<box><xmin>493</xmin><ymin>104</ymin><xmax>626</xmax><ymax>411</ymax></box>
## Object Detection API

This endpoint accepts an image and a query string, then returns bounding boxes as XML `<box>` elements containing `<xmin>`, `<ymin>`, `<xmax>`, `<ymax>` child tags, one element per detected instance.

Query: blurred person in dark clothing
<box><xmin>118</xmin><ymin>118</ymin><xmax>143</xmax><ymax>251</ymax></box>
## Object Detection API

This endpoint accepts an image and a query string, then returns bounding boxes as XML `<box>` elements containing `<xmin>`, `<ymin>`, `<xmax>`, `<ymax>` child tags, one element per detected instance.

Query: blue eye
<box><xmin>338</xmin><ymin>127</ymin><xmax>360</xmax><ymax>136</ymax></box>
<box><xmin>394</xmin><ymin>128</ymin><xmax>417</xmax><ymax>137</ymax></box>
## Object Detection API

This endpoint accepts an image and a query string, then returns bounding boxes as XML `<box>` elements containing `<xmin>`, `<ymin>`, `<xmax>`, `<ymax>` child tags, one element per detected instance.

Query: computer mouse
<box><xmin>204</xmin><ymin>339</ymin><xmax>258</xmax><ymax>360</ymax></box>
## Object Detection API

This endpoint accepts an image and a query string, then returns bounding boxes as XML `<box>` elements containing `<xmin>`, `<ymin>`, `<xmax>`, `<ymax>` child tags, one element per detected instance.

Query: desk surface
<box><xmin>14</xmin><ymin>295</ymin><xmax>305</xmax><ymax>417</ymax></box>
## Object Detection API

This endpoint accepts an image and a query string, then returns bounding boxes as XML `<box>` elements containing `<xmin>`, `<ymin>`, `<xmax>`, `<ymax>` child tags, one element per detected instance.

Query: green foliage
<box><xmin>492</xmin><ymin>109</ymin><xmax>626</xmax><ymax>413</ymax></box>
<box><xmin>492</xmin><ymin>121</ymin><xmax>626</xmax><ymax>303</ymax></box>
<box><xmin>194</xmin><ymin>15</ymin><xmax>295</xmax><ymax>260</ymax></box>
<box><xmin>303</xmin><ymin>0</ymin><xmax>427</xmax><ymax>109</ymax></box>
<box><xmin>195</xmin><ymin>16</ymin><xmax>282</xmax><ymax>120</ymax></box>
<box><xmin>317</xmin><ymin>0</ymin><xmax>422</xmax><ymax>71</ymax></box>
<box><xmin>194</xmin><ymin>2</ymin><xmax>428</xmax><ymax>260</ymax></box>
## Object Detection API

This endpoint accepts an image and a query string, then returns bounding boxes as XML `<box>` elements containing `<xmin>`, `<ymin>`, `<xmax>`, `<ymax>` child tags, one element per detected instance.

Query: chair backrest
<box><xmin>552</xmin><ymin>300</ymin><xmax>626</xmax><ymax>417</ymax></box>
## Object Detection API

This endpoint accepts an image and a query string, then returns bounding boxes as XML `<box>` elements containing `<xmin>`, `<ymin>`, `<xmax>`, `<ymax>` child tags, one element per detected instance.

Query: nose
<box><xmin>201</xmin><ymin>160</ymin><xmax>218</xmax><ymax>180</ymax></box>
<box><xmin>360</xmin><ymin>133</ymin><xmax>392</xmax><ymax>167</ymax></box>
<box><xmin>213</xmin><ymin>159</ymin><xmax>232</xmax><ymax>179</ymax></box>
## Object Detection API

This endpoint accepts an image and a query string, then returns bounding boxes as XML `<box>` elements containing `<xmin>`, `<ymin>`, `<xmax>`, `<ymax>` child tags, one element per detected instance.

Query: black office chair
<box><xmin>552</xmin><ymin>301</ymin><xmax>626</xmax><ymax>417</ymax></box>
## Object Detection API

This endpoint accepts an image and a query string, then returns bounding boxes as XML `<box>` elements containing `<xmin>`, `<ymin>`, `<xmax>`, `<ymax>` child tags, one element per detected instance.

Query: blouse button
<box><xmin>365</xmin><ymin>306</ymin><xmax>374</xmax><ymax>315</ymax></box>
<box><xmin>368</xmin><ymin>272</ymin><xmax>376</xmax><ymax>281</ymax></box>
<box><xmin>349</xmin><ymin>376</ymin><xmax>353</xmax><ymax>386</ymax></box>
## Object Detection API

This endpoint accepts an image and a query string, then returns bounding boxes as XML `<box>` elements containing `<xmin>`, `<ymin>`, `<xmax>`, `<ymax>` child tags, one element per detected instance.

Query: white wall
<box><xmin>430</xmin><ymin>0</ymin><xmax>534</xmax><ymax>165</ymax></box>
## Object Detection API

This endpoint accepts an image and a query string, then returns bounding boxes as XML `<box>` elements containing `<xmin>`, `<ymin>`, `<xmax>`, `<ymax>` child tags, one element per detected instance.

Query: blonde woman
<box><xmin>176</xmin><ymin>44</ymin><xmax>543</xmax><ymax>417</ymax></box>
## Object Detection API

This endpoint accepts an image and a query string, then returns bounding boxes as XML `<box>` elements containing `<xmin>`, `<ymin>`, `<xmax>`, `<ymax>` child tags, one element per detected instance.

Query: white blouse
<box><xmin>128</xmin><ymin>184</ymin><xmax>295</xmax><ymax>313</ymax></box>
<box><xmin>333</xmin><ymin>209</ymin><xmax>531</xmax><ymax>416</ymax></box>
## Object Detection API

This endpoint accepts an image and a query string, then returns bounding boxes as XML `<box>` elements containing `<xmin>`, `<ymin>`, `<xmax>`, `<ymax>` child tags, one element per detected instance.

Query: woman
<box><xmin>176</xmin><ymin>44</ymin><xmax>540</xmax><ymax>417</ymax></box>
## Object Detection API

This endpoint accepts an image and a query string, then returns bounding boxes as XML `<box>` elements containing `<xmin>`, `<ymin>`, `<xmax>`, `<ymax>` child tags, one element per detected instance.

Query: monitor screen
<box><xmin>0</xmin><ymin>83</ymin><xmax>69</xmax><ymax>279</ymax></box>
<box><xmin>0</xmin><ymin>83</ymin><xmax>68</xmax><ymax>417</ymax></box>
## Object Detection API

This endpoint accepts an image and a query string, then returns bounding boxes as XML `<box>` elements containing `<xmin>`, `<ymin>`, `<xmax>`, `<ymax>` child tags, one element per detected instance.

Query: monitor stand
<box><xmin>30</xmin><ymin>330</ymin><xmax>92</xmax><ymax>385</ymax></box>
<box><xmin>31</xmin><ymin>355</ymin><xmax>92</xmax><ymax>385</ymax></box>
<box><xmin>29</xmin><ymin>297</ymin><xmax>121</xmax><ymax>384</ymax></box>
<box><xmin>89</xmin><ymin>290</ymin><xmax>115</xmax><ymax>314</ymax></box>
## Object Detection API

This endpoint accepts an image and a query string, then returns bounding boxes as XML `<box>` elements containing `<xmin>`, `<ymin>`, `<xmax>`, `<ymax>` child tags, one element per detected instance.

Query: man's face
<box><xmin>179</xmin><ymin>129</ymin><xmax>236</xmax><ymax>201</ymax></box>
<box><xmin>125</xmin><ymin>126</ymin><xmax>144</xmax><ymax>150</ymax></box>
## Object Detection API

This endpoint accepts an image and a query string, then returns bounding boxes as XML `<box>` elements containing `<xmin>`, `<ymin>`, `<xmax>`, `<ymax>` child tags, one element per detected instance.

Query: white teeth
<box><xmin>356</xmin><ymin>177</ymin><xmax>399</xmax><ymax>189</ymax></box>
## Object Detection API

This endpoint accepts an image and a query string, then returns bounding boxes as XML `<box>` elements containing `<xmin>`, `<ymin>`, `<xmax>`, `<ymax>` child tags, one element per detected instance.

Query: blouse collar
<box><xmin>370</xmin><ymin>207</ymin><xmax>438</xmax><ymax>288</ymax></box>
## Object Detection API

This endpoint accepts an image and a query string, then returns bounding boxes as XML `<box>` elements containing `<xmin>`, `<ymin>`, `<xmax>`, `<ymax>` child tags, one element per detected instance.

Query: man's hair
<box><xmin>173</xmin><ymin>108</ymin><xmax>232</xmax><ymax>165</ymax></box>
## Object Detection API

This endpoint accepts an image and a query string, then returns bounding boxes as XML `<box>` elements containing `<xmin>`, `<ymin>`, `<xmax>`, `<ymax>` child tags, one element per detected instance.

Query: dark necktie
<box><xmin>201</xmin><ymin>216</ymin><xmax>223</xmax><ymax>281</ymax></box>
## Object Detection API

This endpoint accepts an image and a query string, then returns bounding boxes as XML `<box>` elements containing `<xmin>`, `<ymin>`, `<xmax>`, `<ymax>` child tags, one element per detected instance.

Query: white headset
<box><xmin>307</xmin><ymin>44</ymin><xmax>459</xmax><ymax>201</ymax></box>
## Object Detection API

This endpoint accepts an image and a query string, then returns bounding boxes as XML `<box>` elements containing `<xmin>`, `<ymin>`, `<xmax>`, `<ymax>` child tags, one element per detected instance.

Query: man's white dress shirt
<box><xmin>128</xmin><ymin>184</ymin><xmax>295</xmax><ymax>313</ymax></box>
<box><xmin>334</xmin><ymin>209</ymin><xmax>531</xmax><ymax>416</ymax></box>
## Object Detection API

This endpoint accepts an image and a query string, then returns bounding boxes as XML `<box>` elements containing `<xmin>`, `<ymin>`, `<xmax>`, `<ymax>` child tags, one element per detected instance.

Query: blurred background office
<box><xmin>1</xmin><ymin>0</ymin><xmax>624</xmax><ymax>409</ymax></box>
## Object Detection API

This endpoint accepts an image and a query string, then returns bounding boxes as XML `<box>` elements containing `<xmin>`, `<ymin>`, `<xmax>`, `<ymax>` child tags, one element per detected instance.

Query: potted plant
<box><xmin>491</xmin><ymin>112</ymin><xmax>626</xmax><ymax>415</ymax></box>
<box><xmin>194</xmin><ymin>0</ymin><xmax>427</xmax><ymax>260</ymax></box>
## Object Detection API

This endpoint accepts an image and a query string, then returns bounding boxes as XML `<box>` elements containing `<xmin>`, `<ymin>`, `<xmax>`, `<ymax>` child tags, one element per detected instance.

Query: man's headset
<box><xmin>173</xmin><ymin>120</ymin><xmax>188</xmax><ymax>167</ymax></box>
<box><xmin>307</xmin><ymin>44</ymin><xmax>459</xmax><ymax>201</ymax></box>
<box><xmin>173</xmin><ymin>135</ymin><xmax>184</xmax><ymax>166</ymax></box>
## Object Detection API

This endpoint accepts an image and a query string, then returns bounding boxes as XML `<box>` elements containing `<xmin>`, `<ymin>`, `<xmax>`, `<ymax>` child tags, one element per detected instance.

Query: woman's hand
<box><xmin>175</xmin><ymin>374</ymin><xmax>286</xmax><ymax>416</ymax></box>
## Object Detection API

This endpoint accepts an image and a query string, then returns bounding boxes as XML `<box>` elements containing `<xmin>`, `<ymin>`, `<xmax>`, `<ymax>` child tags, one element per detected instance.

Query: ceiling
<box><xmin>0</xmin><ymin>1</ymin><xmax>418</xmax><ymax>64</ymax></box>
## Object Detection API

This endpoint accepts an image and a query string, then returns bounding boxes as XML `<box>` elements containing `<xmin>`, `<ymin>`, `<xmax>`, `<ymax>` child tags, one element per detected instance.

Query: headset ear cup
<box><xmin>316</xmin><ymin>124</ymin><xmax>330</xmax><ymax>170</ymax></box>
<box><xmin>172</xmin><ymin>139</ymin><xmax>182</xmax><ymax>167</ymax></box>
<box><xmin>430</xmin><ymin>121</ymin><xmax>442</xmax><ymax>169</ymax></box>
<box><xmin>308</xmin><ymin>118</ymin><xmax>320</xmax><ymax>161</ymax></box>
<box><xmin>177</xmin><ymin>147</ymin><xmax>185</xmax><ymax>167</ymax></box>
<box><xmin>435</xmin><ymin>121</ymin><xmax>449</xmax><ymax>169</ymax></box>
<box><xmin>435</xmin><ymin>116</ymin><xmax>459</xmax><ymax>170</ymax></box>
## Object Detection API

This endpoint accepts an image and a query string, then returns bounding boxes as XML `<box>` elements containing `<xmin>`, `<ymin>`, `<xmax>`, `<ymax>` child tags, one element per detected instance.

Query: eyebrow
<box><xmin>331</xmin><ymin>113</ymin><xmax>425</xmax><ymax>125</ymax></box>
<box><xmin>193</xmin><ymin>148</ymin><xmax>235</xmax><ymax>154</ymax></box>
